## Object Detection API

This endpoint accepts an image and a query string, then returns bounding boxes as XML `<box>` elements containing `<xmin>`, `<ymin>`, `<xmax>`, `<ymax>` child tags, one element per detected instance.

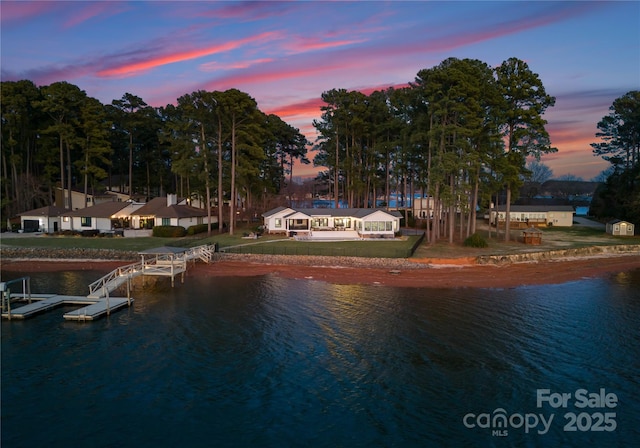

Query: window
<box><xmin>312</xmin><ymin>218</ymin><xmax>328</xmax><ymax>228</ymax></box>
<box><xmin>363</xmin><ymin>221</ymin><xmax>393</xmax><ymax>232</ymax></box>
<box><xmin>162</xmin><ymin>218</ymin><xmax>171</xmax><ymax>226</ymax></box>
<box><xmin>275</xmin><ymin>218</ymin><xmax>282</xmax><ymax>228</ymax></box>
<box><xmin>81</xmin><ymin>217</ymin><xmax>91</xmax><ymax>227</ymax></box>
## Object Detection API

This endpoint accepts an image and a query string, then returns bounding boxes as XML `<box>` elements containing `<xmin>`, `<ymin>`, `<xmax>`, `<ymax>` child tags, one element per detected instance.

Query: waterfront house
<box><xmin>60</xmin><ymin>201</ymin><xmax>143</xmax><ymax>234</ymax></box>
<box><xmin>490</xmin><ymin>205</ymin><xmax>574</xmax><ymax>228</ymax></box>
<box><xmin>130</xmin><ymin>195</ymin><xmax>215</xmax><ymax>231</ymax></box>
<box><xmin>606</xmin><ymin>219</ymin><xmax>635</xmax><ymax>236</ymax></box>
<box><xmin>262</xmin><ymin>207</ymin><xmax>403</xmax><ymax>239</ymax></box>
<box><xmin>17</xmin><ymin>205</ymin><xmax>68</xmax><ymax>233</ymax></box>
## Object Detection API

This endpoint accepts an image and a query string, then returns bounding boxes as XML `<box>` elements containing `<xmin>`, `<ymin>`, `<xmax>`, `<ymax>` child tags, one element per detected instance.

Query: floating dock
<box><xmin>1</xmin><ymin>293</ymin><xmax>132</xmax><ymax>321</ymax></box>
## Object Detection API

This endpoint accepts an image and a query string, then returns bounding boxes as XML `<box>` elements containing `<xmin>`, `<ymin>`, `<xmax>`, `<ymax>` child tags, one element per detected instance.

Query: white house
<box><xmin>17</xmin><ymin>205</ymin><xmax>68</xmax><ymax>233</ymax></box>
<box><xmin>606</xmin><ymin>219</ymin><xmax>635</xmax><ymax>236</ymax></box>
<box><xmin>130</xmin><ymin>195</ymin><xmax>215</xmax><ymax>230</ymax></box>
<box><xmin>61</xmin><ymin>201</ymin><xmax>143</xmax><ymax>233</ymax></box>
<box><xmin>262</xmin><ymin>207</ymin><xmax>403</xmax><ymax>239</ymax></box>
<box><xmin>490</xmin><ymin>205</ymin><xmax>574</xmax><ymax>228</ymax></box>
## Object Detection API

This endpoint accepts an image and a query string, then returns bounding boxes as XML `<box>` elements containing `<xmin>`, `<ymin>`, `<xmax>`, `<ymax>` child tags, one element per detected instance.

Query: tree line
<box><xmin>3</xmin><ymin>57</ymin><xmax>636</xmax><ymax>240</ymax></box>
<box><xmin>590</xmin><ymin>90</ymin><xmax>640</xmax><ymax>226</ymax></box>
<box><xmin>312</xmin><ymin>57</ymin><xmax>556</xmax><ymax>242</ymax></box>
<box><xmin>1</xmin><ymin>81</ymin><xmax>309</xmax><ymax>235</ymax></box>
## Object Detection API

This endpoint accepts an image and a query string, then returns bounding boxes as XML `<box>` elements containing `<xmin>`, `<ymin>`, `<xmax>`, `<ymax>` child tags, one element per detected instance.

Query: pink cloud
<box><xmin>199</xmin><ymin>58</ymin><xmax>274</xmax><ymax>72</ymax></box>
<box><xmin>97</xmin><ymin>31</ymin><xmax>280</xmax><ymax>78</ymax></box>
<box><xmin>200</xmin><ymin>1</ymin><xmax>304</xmax><ymax>22</ymax></box>
<box><xmin>0</xmin><ymin>1</ymin><xmax>58</xmax><ymax>25</ymax></box>
<box><xmin>62</xmin><ymin>2</ymin><xmax>129</xmax><ymax>29</ymax></box>
<box><xmin>283</xmin><ymin>36</ymin><xmax>366</xmax><ymax>53</ymax></box>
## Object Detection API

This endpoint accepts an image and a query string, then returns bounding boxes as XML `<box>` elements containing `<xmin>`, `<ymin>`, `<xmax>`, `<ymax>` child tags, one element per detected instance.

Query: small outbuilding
<box><xmin>606</xmin><ymin>219</ymin><xmax>635</xmax><ymax>236</ymax></box>
<box><xmin>522</xmin><ymin>227</ymin><xmax>543</xmax><ymax>245</ymax></box>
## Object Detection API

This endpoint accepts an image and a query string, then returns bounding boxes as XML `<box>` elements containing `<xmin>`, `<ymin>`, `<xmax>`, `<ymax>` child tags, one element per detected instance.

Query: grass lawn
<box><xmin>2</xmin><ymin>221</ymin><xmax>637</xmax><ymax>259</ymax></box>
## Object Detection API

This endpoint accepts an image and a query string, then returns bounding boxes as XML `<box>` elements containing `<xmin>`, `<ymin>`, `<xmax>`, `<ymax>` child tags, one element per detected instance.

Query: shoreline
<box><xmin>2</xmin><ymin>252</ymin><xmax>639</xmax><ymax>289</ymax></box>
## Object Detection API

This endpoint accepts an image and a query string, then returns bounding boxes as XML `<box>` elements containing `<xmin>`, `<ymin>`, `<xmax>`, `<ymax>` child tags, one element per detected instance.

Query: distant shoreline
<box><xmin>2</xmin><ymin>250</ymin><xmax>639</xmax><ymax>289</ymax></box>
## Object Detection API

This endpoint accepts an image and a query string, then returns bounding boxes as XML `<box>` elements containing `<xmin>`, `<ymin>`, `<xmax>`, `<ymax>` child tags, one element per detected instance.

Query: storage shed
<box><xmin>606</xmin><ymin>219</ymin><xmax>635</xmax><ymax>236</ymax></box>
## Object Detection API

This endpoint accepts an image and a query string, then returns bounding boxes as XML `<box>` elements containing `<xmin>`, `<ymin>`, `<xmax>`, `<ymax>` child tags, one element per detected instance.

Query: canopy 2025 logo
<box><xmin>462</xmin><ymin>388</ymin><xmax>617</xmax><ymax>437</ymax></box>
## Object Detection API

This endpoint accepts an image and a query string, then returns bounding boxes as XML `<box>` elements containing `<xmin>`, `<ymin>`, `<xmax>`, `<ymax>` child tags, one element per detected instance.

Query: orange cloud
<box><xmin>97</xmin><ymin>31</ymin><xmax>279</xmax><ymax>78</ymax></box>
<box><xmin>265</xmin><ymin>97</ymin><xmax>326</xmax><ymax>119</ymax></box>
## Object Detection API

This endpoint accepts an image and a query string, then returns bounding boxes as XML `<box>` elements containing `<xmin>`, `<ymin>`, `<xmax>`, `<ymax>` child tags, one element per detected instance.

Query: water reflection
<box><xmin>1</xmin><ymin>269</ymin><xmax>639</xmax><ymax>447</ymax></box>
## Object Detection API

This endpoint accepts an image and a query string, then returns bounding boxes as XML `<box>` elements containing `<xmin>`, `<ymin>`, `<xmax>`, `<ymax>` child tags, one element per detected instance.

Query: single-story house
<box><xmin>17</xmin><ymin>205</ymin><xmax>68</xmax><ymax>233</ymax></box>
<box><xmin>130</xmin><ymin>195</ymin><xmax>215</xmax><ymax>230</ymax></box>
<box><xmin>61</xmin><ymin>201</ymin><xmax>144</xmax><ymax>233</ymax></box>
<box><xmin>606</xmin><ymin>219</ymin><xmax>635</xmax><ymax>236</ymax></box>
<box><xmin>490</xmin><ymin>205</ymin><xmax>575</xmax><ymax>228</ymax></box>
<box><xmin>262</xmin><ymin>206</ymin><xmax>403</xmax><ymax>239</ymax></box>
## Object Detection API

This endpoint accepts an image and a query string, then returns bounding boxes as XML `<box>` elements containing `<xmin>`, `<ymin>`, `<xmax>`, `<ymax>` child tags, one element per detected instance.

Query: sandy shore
<box><xmin>2</xmin><ymin>253</ymin><xmax>639</xmax><ymax>289</ymax></box>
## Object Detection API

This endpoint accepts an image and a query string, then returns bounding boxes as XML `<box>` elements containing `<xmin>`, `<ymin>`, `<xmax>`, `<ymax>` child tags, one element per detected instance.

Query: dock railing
<box><xmin>1</xmin><ymin>276</ymin><xmax>32</xmax><ymax>320</ymax></box>
<box><xmin>87</xmin><ymin>261</ymin><xmax>142</xmax><ymax>298</ymax></box>
<box><xmin>87</xmin><ymin>244</ymin><xmax>216</xmax><ymax>298</ymax></box>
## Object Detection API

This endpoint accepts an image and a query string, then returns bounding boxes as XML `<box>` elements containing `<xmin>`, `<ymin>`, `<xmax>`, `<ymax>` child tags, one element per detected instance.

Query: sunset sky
<box><xmin>2</xmin><ymin>1</ymin><xmax>638</xmax><ymax>180</ymax></box>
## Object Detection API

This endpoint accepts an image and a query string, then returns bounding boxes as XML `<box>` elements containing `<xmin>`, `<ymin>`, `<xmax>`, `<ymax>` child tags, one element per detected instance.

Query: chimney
<box><xmin>167</xmin><ymin>194</ymin><xmax>177</xmax><ymax>206</ymax></box>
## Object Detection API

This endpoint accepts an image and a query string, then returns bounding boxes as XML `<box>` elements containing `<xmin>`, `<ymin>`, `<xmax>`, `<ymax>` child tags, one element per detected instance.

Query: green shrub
<box><xmin>186</xmin><ymin>223</ymin><xmax>217</xmax><ymax>235</ymax></box>
<box><xmin>153</xmin><ymin>225</ymin><xmax>187</xmax><ymax>237</ymax></box>
<box><xmin>463</xmin><ymin>233</ymin><xmax>488</xmax><ymax>248</ymax></box>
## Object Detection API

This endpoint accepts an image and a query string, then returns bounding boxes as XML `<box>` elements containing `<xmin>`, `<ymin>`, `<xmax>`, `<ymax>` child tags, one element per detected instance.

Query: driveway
<box><xmin>573</xmin><ymin>216</ymin><xmax>606</xmax><ymax>229</ymax></box>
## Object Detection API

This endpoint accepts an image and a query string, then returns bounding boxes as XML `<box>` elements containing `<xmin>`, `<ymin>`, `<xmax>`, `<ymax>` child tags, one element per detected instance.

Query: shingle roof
<box><xmin>155</xmin><ymin>205</ymin><xmax>207</xmax><ymax>218</ymax></box>
<box><xmin>495</xmin><ymin>205</ymin><xmax>574</xmax><ymax>212</ymax></box>
<box><xmin>262</xmin><ymin>206</ymin><xmax>291</xmax><ymax>217</ymax></box>
<box><xmin>282</xmin><ymin>207</ymin><xmax>402</xmax><ymax>219</ymax></box>
<box><xmin>130</xmin><ymin>197</ymin><xmax>167</xmax><ymax>216</ymax></box>
<box><xmin>18</xmin><ymin>205</ymin><xmax>68</xmax><ymax>217</ymax></box>
<box><xmin>63</xmin><ymin>202</ymin><xmax>131</xmax><ymax>218</ymax></box>
<box><xmin>131</xmin><ymin>197</ymin><xmax>207</xmax><ymax>218</ymax></box>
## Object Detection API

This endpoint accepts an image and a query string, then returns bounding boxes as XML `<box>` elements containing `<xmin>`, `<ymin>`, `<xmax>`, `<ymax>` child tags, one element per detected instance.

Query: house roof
<box><xmin>156</xmin><ymin>205</ymin><xmax>208</xmax><ymax>218</ymax></box>
<box><xmin>495</xmin><ymin>205</ymin><xmax>574</xmax><ymax>213</ymax></box>
<box><xmin>18</xmin><ymin>205</ymin><xmax>68</xmax><ymax>217</ymax></box>
<box><xmin>130</xmin><ymin>197</ymin><xmax>167</xmax><ymax>216</ymax></box>
<box><xmin>131</xmin><ymin>197</ymin><xmax>207</xmax><ymax>218</ymax></box>
<box><xmin>262</xmin><ymin>206</ymin><xmax>292</xmax><ymax>217</ymax></box>
<box><xmin>278</xmin><ymin>207</ymin><xmax>402</xmax><ymax>219</ymax></box>
<box><xmin>607</xmin><ymin>219</ymin><xmax>633</xmax><ymax>225</ymax></box>
<box><xmin>63</xmin><ymin>201</ymin><xmax>131</xmax><ymax>218</ymax></box>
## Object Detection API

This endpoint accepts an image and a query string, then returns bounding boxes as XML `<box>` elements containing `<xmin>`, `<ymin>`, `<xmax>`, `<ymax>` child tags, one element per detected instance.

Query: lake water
<box><xmin>2</xmin><ymin>267</ymin><xmax>639</xmax><ymax>447</ymax></box>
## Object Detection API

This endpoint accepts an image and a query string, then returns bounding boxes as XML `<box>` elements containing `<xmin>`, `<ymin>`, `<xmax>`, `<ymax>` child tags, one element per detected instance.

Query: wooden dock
<box><xmin>1</xmin><ymin>293</ymin><xmax>133</xmax><ymax>321</ymax></box>
<box><xmin>1</xmin><ymin>244</ymin><xmax>214</xmax><ymax>322</ymax></box>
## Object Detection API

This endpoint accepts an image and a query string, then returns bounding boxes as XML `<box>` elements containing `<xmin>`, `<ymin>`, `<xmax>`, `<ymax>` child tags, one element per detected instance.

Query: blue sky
<box><xmin>2</xmin><ymin>1</ymin><xmax>638</xmax><ymax>179</ymax></box>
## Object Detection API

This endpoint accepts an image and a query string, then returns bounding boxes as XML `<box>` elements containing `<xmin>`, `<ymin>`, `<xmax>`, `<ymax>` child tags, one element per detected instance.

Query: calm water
<box><xmin>1</xmin><ymin>267</ymin><xmax>639</xmax><ymax>447</ymax></box>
